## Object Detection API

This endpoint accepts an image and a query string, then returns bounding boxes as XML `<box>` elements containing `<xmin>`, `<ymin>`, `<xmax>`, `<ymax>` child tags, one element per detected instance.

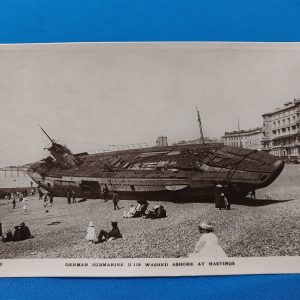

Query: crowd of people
<box><xmin>0</xmin><ymin>182</ymin><xmax>242</xmax><ymax>258</ymax></box>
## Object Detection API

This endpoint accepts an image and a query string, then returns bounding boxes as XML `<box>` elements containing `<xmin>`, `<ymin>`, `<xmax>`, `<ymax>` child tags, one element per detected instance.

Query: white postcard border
<box><xmin>0</xmin><ymin>257</ymin><xmax>299</xmax><ymax>277</ymax></box>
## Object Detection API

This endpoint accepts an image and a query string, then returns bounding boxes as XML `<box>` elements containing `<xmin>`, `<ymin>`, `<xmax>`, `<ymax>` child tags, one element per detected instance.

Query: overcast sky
<box><xmin>1</xmin><ymin>42</ymin><xmax>300</xmax><ymax>166</ymax></box>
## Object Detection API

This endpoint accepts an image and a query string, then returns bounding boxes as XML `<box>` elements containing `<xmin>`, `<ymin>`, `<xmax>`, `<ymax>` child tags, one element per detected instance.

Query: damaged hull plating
<box><xmin>27</xmin><ymin>143</ymin><xmax>284</xmax><ymax>202</ymax></box>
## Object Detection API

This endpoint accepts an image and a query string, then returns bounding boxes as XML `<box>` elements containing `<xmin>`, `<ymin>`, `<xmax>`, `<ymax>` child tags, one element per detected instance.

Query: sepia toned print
<box><xmin>0</xmin><ymin>42</ymin><xmax>299</xmax><ymax>277</ymax></box>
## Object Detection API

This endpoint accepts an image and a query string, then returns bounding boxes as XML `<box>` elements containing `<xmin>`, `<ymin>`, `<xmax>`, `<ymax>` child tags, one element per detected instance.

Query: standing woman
<box><xmin>215</xmin><ymin>183</ymin><xmax>225</xmax><ymax>210</ymax></box>
<box><xmin>189</xmin><ymin>221</ymin><xmax>227</xmax><ymax>258</ymax></box>
<box><xmin>23</xmin><ymin>198</ymin><xmax>28</xmax><ymax>213</ymax></box>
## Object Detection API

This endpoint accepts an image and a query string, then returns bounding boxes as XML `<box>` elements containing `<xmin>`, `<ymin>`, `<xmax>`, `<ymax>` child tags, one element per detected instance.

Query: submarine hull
<box><xmin>27</xmin><ymin>143</ymin><xmax>284</xmax><ymax>202</ymax></box>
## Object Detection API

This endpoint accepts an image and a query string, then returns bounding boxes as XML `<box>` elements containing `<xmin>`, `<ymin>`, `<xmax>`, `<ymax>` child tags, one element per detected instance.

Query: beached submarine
<box><xmin>26</xmin><ymin>127</ymin><xmax>284</xmax><ymax>202</ymax></box>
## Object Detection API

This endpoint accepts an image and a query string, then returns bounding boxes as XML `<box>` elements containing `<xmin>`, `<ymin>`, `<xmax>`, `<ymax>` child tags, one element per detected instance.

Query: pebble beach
<box><xmin>0</xmin><ymin>164</ymin><xmax>299</xmax><ymax>259</ymax></box>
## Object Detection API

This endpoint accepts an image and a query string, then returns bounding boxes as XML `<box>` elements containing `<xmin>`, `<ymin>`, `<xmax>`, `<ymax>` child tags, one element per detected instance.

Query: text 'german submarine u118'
<box><xmin>27</xmin><ymin>127</ymin><xmax>284</xmax><ymax>202</ymax></box>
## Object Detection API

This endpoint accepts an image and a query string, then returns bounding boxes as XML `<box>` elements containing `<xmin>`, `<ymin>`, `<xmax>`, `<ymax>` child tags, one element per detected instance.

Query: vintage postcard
<box><xmin>0</xmin><ymin>42</ymin><xmax>299</xmax><ymax>277</ymax></box>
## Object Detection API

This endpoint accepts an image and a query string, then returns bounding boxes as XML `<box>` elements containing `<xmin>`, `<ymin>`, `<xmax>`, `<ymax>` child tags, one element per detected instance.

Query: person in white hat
<box><xmin>189</xmin><ymin>221</ymin><xmax>227</xmax><ymax>258</ymax></box>
<box><xmin>86</xmin><ymin>221</ymin><xmax>96</xmax><ymax>244</ymax></box>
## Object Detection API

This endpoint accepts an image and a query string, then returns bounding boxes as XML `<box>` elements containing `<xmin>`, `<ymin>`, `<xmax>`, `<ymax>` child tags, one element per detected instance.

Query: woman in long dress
<box><xmin>86</xmin><ymin>221</ymin><xmax>96</xmax><ymax>244</ymax></box>
<box><xmin>123</xmin><ymin>204</ymin><xmax>136</xmax><ymax>218</ymax></box>
<box><xmin>189</xmin><ymin>221</ymin><xmax>227</xmax><ymax>258</ymax></box>
<box><xmin>23</xmin><ymin>199</ymin><xmax>28</xmax><ymax>213</ymax></box>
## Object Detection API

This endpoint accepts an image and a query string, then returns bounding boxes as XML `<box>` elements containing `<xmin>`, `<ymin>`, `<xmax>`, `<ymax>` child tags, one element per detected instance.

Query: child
<box><xmin>86</xmin><ymin>221</ymin><xmax>96</xmax><ymax>244</ymax></box>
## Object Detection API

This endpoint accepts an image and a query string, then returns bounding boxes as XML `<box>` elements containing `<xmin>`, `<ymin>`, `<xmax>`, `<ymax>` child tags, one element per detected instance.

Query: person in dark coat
<box><xmin>12</xmin><ymin>198</ymin><xmax>16</xmax><ymax>209</ymax></box>
<box><xmin>49</xmin><ymin>193</ymin><xmax>54</xmax><ymax>204</ymax></box>
<box><xmin>67</xmin><ymin>191</ymin><xmax>71</xmax><ymax>204</ymax></box>
<box><xmin>112</xmin><ymin>192</ymin><xmax>120</xmax><ymax>210</ymax></box>
<box><xmin>156</xmin><ymin>205</ymin><xmax>167</xmax><ymax>218</ymax></box>
<box><xmin>13</xmin><ymin>226</ymin><xmax>22</xmax><ymax>241</ymax></box>
<box><xmin>98</xmin><ymin>222</ymin><xmax>122</xmax><ymax>242</ymax></box>
<box><xmin>38</xmin><ymin>189</ymin><xmax>43</xmax><ymax>200</ymax></box>
<box><xmin>4</xmin><ymin>229</ymin><xmax>13</xmax><ymax>242</ymax></box>
<box><xmin>249</xmin><ymin>189</ymin><xmax>256</xmax><ymax>199</ymax></box>
<box><xmin>19</xmin><ymin>222</ymin><xmax>33</xmax><ymax>240</ymax></box>
<box><xmin>215</xmin><ymin>183</ymin><xmax>225</xmax><ymax>209</ymax></box>
<box><xmin>103</xmin><ymin>185</ymin><xmax>109</xmax><ymax>202</ymax></box>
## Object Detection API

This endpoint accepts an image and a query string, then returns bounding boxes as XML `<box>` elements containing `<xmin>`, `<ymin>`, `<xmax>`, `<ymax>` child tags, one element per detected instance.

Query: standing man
<box><xmin>38</xmin><ymin>188</ymin><xmax>43</xmax><ymax>200</ymax></box>
<box><xmin>103</xmin><ymin>185</ymin><xmax>109</xmax><ymax>202</ymax></box>
<box><xmin>112</xmin><ymin>192</ymin><xmax>120</xmax><ymax>210</ymax></box>
<box><xmin>12</xmin><ymin>198</ymin><xmax>16</xmax><ymax>209</ymax></box>
<box><xmin>67</xmin><ymin>191</ymin><xmax>71</xmax><ymax>204</ymax></box>
<box><xmin>49</xmin><ymin>193</ymin><xmax>54</xmax><ymax>204</ymax></box>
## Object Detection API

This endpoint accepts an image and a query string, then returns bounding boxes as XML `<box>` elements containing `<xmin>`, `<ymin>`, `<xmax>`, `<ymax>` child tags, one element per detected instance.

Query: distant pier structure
<box><xmin>0</xmin><ymin>167</ymin><xmax>36</xmax><ymax>193</ymax></box>
<box><xmin>0</xmin><ymin>166</ymin><xmax>28</xmax><ymax>178</ymax></box>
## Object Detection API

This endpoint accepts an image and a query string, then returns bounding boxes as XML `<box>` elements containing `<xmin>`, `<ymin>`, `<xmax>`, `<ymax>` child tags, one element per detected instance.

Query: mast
<box><xmin>196</xmin><ymin>105</ymin><xmax>205</xmax><ymax>144</ymax></box>
<box><xmin>39</xmin><ymin>125</ymin><xmax>55</xmax><ymax>144</ymax></box>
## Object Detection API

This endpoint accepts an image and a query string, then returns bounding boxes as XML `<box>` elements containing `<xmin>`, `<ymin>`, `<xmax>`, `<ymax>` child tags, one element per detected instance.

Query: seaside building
<box><xmin>262</xmin><ymin>98</ymin><xmax>300</xmax><ymax>159</ymax></box>
<box><xmin>156</xmin><ymin>136</ymin><xmax>168</xmax><ymax>147</ymax></box>
<box><xmin>174</xmin><ymin>137</ymin><xmax>223</xmax><ymax>145</ymax></box>
<box><xmin>222</xmin><ymin>127</ymin><xmax>263</xmax><ymax>150</ymax></box>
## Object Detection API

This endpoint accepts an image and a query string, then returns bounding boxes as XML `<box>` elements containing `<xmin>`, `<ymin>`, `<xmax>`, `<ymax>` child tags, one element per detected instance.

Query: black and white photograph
<box><xmin>0</xmin><ymin>42</ymin><xmax>299</xmax><ymax>276</ymax></box>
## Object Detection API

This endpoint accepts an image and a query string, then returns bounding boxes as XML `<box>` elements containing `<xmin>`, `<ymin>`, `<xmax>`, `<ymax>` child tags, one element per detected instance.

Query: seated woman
<box><xmin>188</xmin><ymin>221</ymin><xmax>227</xmax><ymax>258</ymax></box>
<box><xmin>133</xmin><ymin>200</ymin><xmax>149</xmax><ymax>218</ymax></box>
<box><xmin>145</xmin><ymin>205</ymin><xmax>167</xmax><ymax>219</ymax></box>
<box><xmin>156</xmin><ymin>205</ymin><xmax>167</xmax><ymax>218</ymax></box>
<box><xmin>123</xmin><ymin>204</ymin><xmax>136</xmax><ymax>218</ymax></box>
<box><xmin>144</xmin><ymin>205</ymin><xmax>158</xmax><ymax>219</ymax></box>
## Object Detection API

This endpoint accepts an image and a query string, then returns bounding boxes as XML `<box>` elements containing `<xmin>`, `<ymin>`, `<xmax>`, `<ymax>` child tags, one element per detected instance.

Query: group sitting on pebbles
<box><xmin>0</xmin><ymin>222</ymin><xmax>34</xmax><ymax>243</ymax></box>
<box><xmin>85</xmin><ymin>200</ymin><xmax>167</xmax><ymax>245</ymax></box>
<box><xmin>123</xmin><ymin>200</ymin><xmax>167</xmax><ymax>219</ymax></box>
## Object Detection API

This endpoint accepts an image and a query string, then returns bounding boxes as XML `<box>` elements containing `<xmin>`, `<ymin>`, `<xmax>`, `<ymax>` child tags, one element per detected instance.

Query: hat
<box><xmin>199</xmin><ymin>221</ymin><xmax>213</xmax><ymax>230</ymax></box>
<box><xmin>154</xmin><ymin>205</ymin><xmax>160</xmax><ymax>209</ymax></box>
<box><xmin>88</xmin><ymin>221</ymin><xmax>94</xmax><ymax>227</ymax></box>
<box><xmin>111</xmin><ymin>221</ymin><xmax>118</xmax><ymax>226</ymax></box>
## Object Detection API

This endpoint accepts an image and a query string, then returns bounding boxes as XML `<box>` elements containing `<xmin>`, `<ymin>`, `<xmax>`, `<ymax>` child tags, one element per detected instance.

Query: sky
<box><xmin>1</xmin><ymin>42</ymin><xmax>300</xmax><ymax>166</ymax></box>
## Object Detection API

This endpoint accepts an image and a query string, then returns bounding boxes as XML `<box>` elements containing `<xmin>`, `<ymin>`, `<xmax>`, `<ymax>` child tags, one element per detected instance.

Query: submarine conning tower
<box><xmin>48</xmin><ymin>142</ymin><xmax>79</xmax><ymax>169</ymax></box>
<box><xmin>39</xmin><ymin>125</ymin><xmax>79</xmax><ymax>169</ymax></box>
